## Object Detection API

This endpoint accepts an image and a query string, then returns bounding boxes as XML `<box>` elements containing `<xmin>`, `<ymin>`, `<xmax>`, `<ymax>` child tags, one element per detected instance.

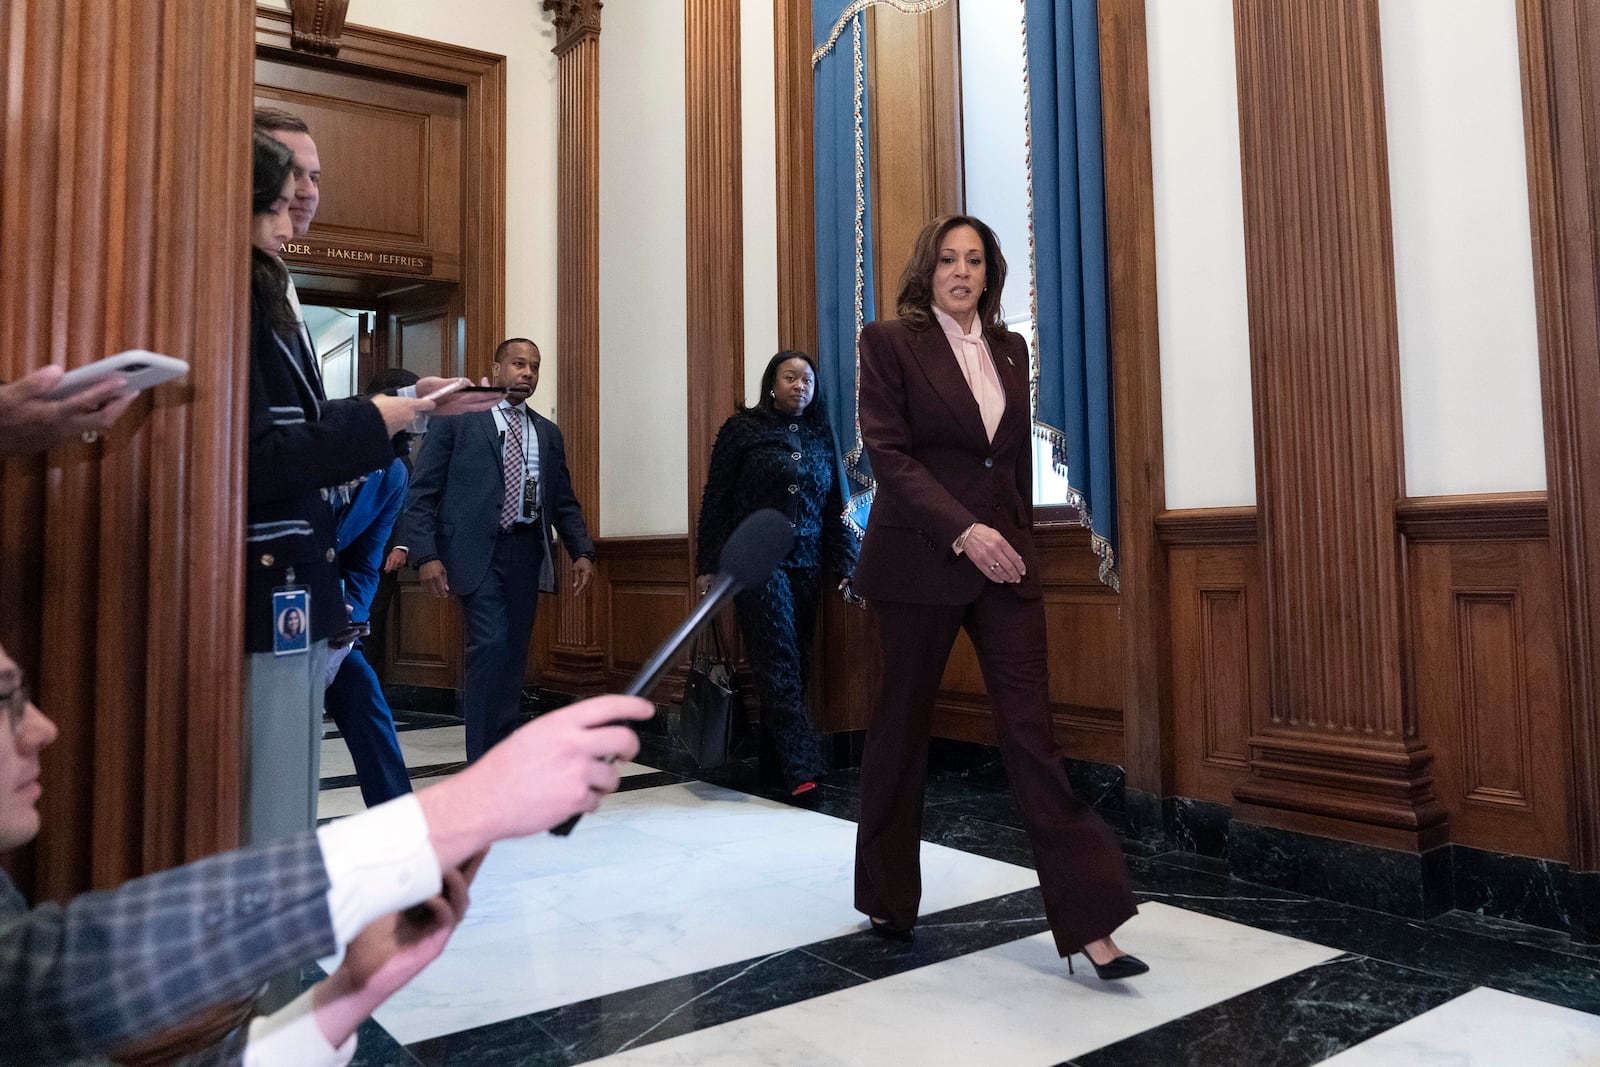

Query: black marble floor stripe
<box><xmin>1061</xmin><ymin>954</ymin><xmax>1471</xmax><ymax>1067</ymax></box>
<box><xmin>320</xmin><ymin>762</ymin><xmax>465</xmax><ymax>792</ymax></box>
<box><xmin>613</xmin><ymin>769</ymin><xmax>685</xmax><ymax>793</ymax></box>
<box><xmin>403</xmin><ymin>887</ymin><xmax>1054</xmax><ymax>1065</ymax></box>
<box><xmin>1126</xmin><ymin>853</ymin><xmax>1600</xmax><ymax>1017</ymax></box>
<box><xmin>323</xmin><ymin>717</ymin><xmax>462</xmax><ymax>743</ymax></box>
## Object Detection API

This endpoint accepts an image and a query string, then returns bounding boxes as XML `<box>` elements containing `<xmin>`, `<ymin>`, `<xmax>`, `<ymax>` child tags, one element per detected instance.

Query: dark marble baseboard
<box><xmin>1229</xmin><ymin>822</ymin><xmax>1454</xmax><ymax>920</ymax></box>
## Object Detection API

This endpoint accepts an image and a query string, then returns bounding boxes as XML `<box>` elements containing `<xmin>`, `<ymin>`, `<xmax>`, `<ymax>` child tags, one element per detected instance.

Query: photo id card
<box><xmin>272</xmin><ymin>587</ymin><xmax>311</xmax><ymax>657</ymax></box>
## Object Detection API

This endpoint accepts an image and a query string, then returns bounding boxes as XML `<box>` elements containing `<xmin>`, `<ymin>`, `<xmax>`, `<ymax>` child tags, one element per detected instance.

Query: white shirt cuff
<box><xmin>317</xmin><ymin>793</ymin><xmax>441</xmax><ymax>948</ymax></box>
<box><xmin>243</xmin><ymin>989</ymin><xmax>356</xmax><ymax>1067</ymax></box>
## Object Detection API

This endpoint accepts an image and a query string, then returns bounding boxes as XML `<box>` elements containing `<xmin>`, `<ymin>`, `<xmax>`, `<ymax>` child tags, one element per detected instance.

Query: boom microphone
<box><xmin>549</xmin><ymin>508</ymin><xmax>794</xmax><ymax>836</ymax></box>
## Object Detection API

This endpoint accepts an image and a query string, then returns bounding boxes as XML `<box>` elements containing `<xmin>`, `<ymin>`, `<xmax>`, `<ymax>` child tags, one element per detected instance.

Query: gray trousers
<box><xmin>244</xmin><ymin>640</ymin><xmax>329</xmax><ymax>846</ymax></box>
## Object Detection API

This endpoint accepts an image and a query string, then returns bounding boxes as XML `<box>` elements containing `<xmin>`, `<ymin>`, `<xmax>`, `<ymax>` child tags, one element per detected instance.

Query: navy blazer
<box><xmin>245</xmin><ymin>291</ymin><xmax>398</xmax><ymax>651</ymax></box>
<box><xmin>852</xmin><ymin>317</ymin><xmax>1040</xmax><ymax>605</ymax></box>
<box><xmin>402</xmin><ymin>405</ymin><xmax>595</xmax><ymax>598</ymax></box>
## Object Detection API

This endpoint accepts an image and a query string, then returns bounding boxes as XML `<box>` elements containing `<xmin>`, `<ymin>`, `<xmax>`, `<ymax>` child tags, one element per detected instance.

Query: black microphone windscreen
<box><xmin>720</xmin><ymin>508</ymin><xmax>795</xmax><ymax>589</ymax></box>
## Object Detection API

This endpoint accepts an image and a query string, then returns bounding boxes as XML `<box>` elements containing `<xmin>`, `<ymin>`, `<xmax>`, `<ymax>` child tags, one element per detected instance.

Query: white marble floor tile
<box><xmin>1318</xmin><ymin>987</ymin><xmax>1600</xmax><ymax>1066</ymax></box>
<box><xmin>316</xmin><ymin>767</ymin><xmax>457</xmax><ymax>822</ymax></box>
<box><xmin>321</xmin><ymin>723</ymin><xmax>653</xmax><ymax>785</ymax></box>
<box><xmin>364</xmin><ymin>781</ymin><xmax>1040</xmax><ymax>1044</ymax></box>
<box><xmin>585</xmin><ymin>902</ymin><xmax>1341</xmax><ymax>1066</ymax></box>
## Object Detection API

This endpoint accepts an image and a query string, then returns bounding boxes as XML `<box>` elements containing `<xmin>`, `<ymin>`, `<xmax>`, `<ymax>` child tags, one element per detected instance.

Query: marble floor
<box><xmin>315</xmin><ymin>718</ymin><xmax>1600</xmax><ymax>1066</ymax></box>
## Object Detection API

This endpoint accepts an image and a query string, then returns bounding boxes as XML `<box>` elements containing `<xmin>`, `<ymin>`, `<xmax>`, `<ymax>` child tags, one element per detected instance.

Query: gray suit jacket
<box><xmin>402</xmin><ymin>406</ymin><xmax>595</xmax><ymax>597</ymax></box>
<box><xmin>0</xmin><ymin>833</ymin><xmax>334</xmax><ymax>1065</ymax></box>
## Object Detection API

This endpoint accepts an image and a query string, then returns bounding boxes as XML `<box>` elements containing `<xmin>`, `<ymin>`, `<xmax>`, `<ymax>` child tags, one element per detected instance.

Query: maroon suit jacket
<box><xmin>853</xmin><ymin>317</ymin><xmax>1041</xmax><ymax>605</ymax></box>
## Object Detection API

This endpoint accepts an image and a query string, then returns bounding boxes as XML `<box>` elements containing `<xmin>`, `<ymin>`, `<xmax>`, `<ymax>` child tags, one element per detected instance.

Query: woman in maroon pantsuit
<box><xmin>851</xmin><ymin>214</ymin><xmax>1147</xmax><ymax>980</ymax></box>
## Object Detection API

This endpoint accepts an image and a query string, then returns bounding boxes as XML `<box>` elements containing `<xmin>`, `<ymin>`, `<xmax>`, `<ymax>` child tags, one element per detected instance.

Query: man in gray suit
<box><xmin>403</xmin><ymin>337</ymin><xmax>596</xmax><ymax>762</ymax></box>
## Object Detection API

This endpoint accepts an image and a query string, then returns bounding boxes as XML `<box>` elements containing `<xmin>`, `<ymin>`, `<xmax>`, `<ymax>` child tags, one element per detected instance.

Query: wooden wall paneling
<box><xmin>1230</xmin><ymin>0</ymin><xmax>1445</xmax><ymax>849</ymax></box>
<box><xmin>1408</xmin><ymin>530</ymin><xmax>1566</xmax><ymax>860</ymax></box>
<box><xmin>598</xmin><ymin>537</ymin><xmax>694</xmax><ymax>696</ymax></box>
<box><xmin>1</xmin><ymin>0</ymin><xmax>253</xmax><ymax>898</ymax></box>
<box><xmin>542</xmin><ymin>0</ymin><xmax>606</xmax><ymax>691</ymax></box>
<box><xmin>683</xmin><ymin>0</ymin><xmax>749</xmax><ymax>585</ymax></box>
<box><xmin>1158</xmin><ymin>509</ymin><xmax>1263</xmax><ymax>805</ymax></box>
<box><xmin>865</xmin><ymin>3</ymin><xmax>964</xmax><ymax>317</ymax></box>
<box><xmin>1098</xmin><ymin>0</ymin><xmax>1172</xmax><ymax>799</ymax></box>
<box><xmin>255</xmin><ymin>72</ymin><xmax>462</xmax><ymax>264</ymax></box>
<box><xmin>387</xmin><ymin>581</ymin><xmax>460</xmax><ymax>689</ymax></box>
<box><xmin>1515</xmin><ymin>0</ymin><xmax>1600</xmax><ymax>886</ymax></box>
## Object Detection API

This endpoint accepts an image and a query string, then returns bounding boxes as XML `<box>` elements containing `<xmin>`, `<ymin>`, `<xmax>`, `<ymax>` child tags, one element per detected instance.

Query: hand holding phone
<box><xmin>47</xmin><ymin>350</ymin><xmax>189</xmax><ymax>400</ymax></box>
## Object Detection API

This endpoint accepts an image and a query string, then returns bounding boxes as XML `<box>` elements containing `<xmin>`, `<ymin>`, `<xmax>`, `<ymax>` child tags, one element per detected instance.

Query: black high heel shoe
<box><xmin>868</xmin><ymin>917</ymin><xmax>915</xmax><ymax>943</ymax></box>
<box><xmin>1067</xmin><ymin>952</ymin><xmax>1149</xmax><ymax>980</ymax></box>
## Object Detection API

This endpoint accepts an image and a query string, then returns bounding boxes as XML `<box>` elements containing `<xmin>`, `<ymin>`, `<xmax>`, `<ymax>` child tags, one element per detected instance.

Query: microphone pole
<box><xmin>548</xmin><ymin>508</ymin><xmax>793</xmax><ymax>837</ymax></box>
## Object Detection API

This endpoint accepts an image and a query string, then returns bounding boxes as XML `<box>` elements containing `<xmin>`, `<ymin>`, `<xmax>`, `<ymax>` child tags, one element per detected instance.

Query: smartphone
<box><xmin>419</xmin><ymin>379</ymin><xmax>467</xmax><ymax>401</ymax></box>
<box><xmin>454</xmin><ymin>386</ymin><xmax>510</xmax><ymax>394</ymax></box>
<box><xmin>48</xmin><ymin>350</ymin><xmax>189</xmax><ymax>400</ymax></box>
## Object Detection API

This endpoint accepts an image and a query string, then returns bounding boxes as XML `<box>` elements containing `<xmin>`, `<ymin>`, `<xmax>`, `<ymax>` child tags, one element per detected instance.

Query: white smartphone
<box><xmin>48</xmin><ymin>350</ymin><xmax>189</xmax><ymax>400</ymax></box>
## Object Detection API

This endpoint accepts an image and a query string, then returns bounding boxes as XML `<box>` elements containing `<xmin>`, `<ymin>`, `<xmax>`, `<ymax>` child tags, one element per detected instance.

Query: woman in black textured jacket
<box><xmin>695</xmin><ymin>351</ymin><xmax>859</xmax><ymax>795</ymax></box>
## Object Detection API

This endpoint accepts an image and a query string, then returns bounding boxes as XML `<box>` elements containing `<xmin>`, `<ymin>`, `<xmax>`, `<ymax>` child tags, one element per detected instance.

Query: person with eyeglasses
<box><xmin>0</xmin><ymin>639</ymin><xmax>651</xmax><ymax>1064</ymax></box>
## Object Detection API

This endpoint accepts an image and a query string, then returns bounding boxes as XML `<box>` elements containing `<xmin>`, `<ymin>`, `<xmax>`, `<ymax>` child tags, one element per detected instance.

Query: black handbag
<box><xmin>679</xmin><ymin>621</ymin><xmax>739</xmax><ymax>768</ymax></box>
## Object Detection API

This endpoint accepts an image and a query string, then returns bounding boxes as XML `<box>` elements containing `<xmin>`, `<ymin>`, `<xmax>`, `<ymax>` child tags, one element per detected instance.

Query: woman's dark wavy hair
<box><xmin>251</xmin><ymin>130</ymin><xmax>298</xmax><ymax>333</ymax></box>
<box><xmin>894</xmin><ymin>214</ymin><xmax>1008</xmax><ymax>338</ymax></box>
<box><xmin>741</xmin><ymin>349</ymin><xmax>828</xmax><ymax>425</ymax></box>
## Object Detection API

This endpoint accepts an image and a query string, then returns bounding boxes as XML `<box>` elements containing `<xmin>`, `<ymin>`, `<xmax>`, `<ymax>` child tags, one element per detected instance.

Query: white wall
<box><xmin>1382</xmin><ymin>0</ymin><xmax>1545</xmax><ymax>495</ymax></box>
<box><xmin>958</xmin><ymin>0</ymin><xmax>1032</xmax><ymax>328</ymax></box>
<box><xmin>741</xmin><ymin>0</ymin><xmax>781</xmax><ymax>404</ymax></box>
<box><xmin>1146</xmin><ymin>0</ymin><xmax>1257</xmax><ymax>509</ymax></box>
<box><xmin>598</xmin><ymin>0</ymin><xmax>689</xmax><ymax>536</ymax></box>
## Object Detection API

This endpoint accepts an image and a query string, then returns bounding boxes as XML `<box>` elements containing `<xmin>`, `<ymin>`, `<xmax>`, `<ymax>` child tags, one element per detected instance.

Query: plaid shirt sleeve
<box><xmin>0</xmin><ymin>833</ymin><xmax>336</xmax><ymax>1063</ymax></box>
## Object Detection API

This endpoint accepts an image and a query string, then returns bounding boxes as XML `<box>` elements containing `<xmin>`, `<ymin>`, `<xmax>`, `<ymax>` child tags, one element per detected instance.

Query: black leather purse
<box><xmin>679</xmin><ymin>620</ymin><xmax>739</xmax><ymax>768</ymax></box>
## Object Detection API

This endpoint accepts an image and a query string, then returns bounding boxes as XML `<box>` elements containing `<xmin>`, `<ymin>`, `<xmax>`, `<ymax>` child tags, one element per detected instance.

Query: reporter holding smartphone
<box><xmin>245</xmin><ymin>133</ymin><xmax>499</xmax><ymax>851</ymax></box>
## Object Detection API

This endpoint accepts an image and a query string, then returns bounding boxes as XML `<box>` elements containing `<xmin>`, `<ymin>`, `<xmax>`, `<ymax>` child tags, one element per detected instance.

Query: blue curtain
<box><xmin>1026</xmin><ymin>0</ymin><xmax>1118</xmax><ymax>587</ymax></box>
<box><xmin>813</xmin><ymin>1</ymin><xmax>876</xmax><ymax>533</ymax></box>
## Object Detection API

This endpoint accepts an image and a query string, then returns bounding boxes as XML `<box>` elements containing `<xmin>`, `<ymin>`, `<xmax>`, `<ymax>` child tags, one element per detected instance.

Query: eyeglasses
<box><xmin>1</xmin><ymin>677</ymin><xmax>27</xmax><ymax>737</ymax></box>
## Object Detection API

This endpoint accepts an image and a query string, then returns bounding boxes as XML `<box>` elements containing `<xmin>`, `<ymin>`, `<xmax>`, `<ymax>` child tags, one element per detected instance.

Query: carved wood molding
<box><xmin>1154</xmin><ymin>507</ymin><xmax>1259</xmax><ymax>546</ymax></box>
<box><xmin>2</xmin><ymin>0</ymin><xmax>253</xmax><ymax>898</ymax></box>
<box><xmin>543</xmin><ymin>0</ymin><xmax>603</xmax><ymax>57</ymax></box>
<box><xmin>1233</xmin><ymin>0</ymin><xmax>1443</xmax><ymax>842</ymax></box>
<box><xmin>1515</xmin><ymin>0</ymin><xmax>1600</xmax><ymax>873</ymax></box>
<box><xmin>684</xmin><ymin>0</ymin><xmax>746</xmax><ymax>579</ymax></box>
<box><xmin>287</xmin><ymin>0</ymin><xmax>350</xmax><ymax>56</ymax></box>
<box><xmin>1396</xmin><ymin>493</ymin><xmax>1549</xmax><ymax>542</ymax></box>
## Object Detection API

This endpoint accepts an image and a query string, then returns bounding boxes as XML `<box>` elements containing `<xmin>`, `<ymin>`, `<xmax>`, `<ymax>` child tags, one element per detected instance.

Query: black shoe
<box><xmin>869</xmin><ymin>917</ymin><xmax>915</xmax><ymax>943</ymax></box>
<box><xmin>1067</xmin><ymin>952</ymin><xmax>1149</xmax><ymax>980</ymax></box>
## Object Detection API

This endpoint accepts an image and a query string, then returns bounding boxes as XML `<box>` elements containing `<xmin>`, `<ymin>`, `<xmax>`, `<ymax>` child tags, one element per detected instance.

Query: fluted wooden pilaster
<box><xmin>0</xmin><ymin>0</ymin><xmax>253</xmax><ymax>897</ymax></box>
<box><xmin>1516</xmin><ymin>0</ymin><xmax>1600</xmax><ymax>905</ymax></box>
<box><xmin>1231</xmin><ymin>0</ymin><xmax>1445</xmax><ymax>846</ymax></box>
<box><xmin>774</xmin><ymin>0</ymin><xmax>818</xmax><ymax>357</ymax></box>
<box><xmin>685</xmin><ymin>0</ymin><xmax>747</xmax><ymax>577</ymax></box>
<box><xmin>543</xmin><ymin>0</ymin><xmax>606</xmax><ymax>690</ymax></box>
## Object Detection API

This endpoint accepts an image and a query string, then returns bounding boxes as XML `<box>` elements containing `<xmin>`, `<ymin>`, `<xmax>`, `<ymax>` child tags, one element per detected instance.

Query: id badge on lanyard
<box><xmin>272</xmin><ymin>567</ymin><xmax>311</xmax><ymax>657</ymax></box>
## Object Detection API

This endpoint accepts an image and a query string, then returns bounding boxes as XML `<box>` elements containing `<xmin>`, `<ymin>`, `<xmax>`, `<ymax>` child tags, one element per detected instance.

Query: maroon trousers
<box><xmin>854</xmin><ymin>585</ymin><xmax>1137</xmax><ymax>955</ymax></box>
